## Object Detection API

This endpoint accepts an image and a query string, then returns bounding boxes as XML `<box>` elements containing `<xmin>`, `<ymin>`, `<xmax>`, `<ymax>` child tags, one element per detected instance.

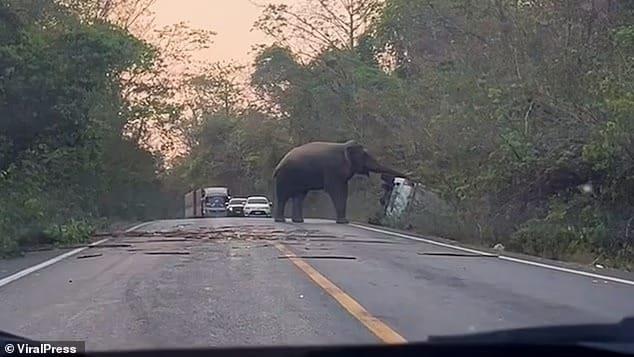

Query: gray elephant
<box><xmin>272</xmin><ymin>140</ymin><xmax>408</xmax><ymax>224</ymax></box>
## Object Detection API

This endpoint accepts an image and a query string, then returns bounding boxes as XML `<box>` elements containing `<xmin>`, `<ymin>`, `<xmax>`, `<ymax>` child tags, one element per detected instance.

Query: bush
<box><xmin>507</xmin><ymin>193</ymin><xmax>633</xmax><ymax>268</ymax></box>
<box><xmin>0</xmin><ymin>235</ymin><xmax>19</xmax><ymax>258</ymax></box>
<box><xmin>43</xmin><ymin>219</ymin><xmax>96</xmax><ymax>246</ymax></box>
<box><xmin>509</xmin><ymin>221</ymin><xmax>589</xmax><ymax>260</ymax></box>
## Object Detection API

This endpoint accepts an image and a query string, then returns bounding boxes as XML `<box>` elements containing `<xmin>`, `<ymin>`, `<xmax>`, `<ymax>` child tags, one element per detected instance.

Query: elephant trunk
<box><xmin>366</xmin><ymin>157</ymin><xmax>408</xmax><ymax>179</ymax></box>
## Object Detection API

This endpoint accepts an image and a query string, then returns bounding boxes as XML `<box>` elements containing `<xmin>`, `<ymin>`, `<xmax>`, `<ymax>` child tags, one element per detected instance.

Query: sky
<box><xmin>147</xmin><ymin>0</ymin><xmax>295</xmax><ymax>162</ymax></box>
<box><xmin>151</xmin><ymin>0</ymin><xmax>292</xmax><ymax>65</ymax></box>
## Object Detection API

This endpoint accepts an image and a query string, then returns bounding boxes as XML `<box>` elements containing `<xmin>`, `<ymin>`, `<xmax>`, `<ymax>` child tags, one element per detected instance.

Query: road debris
<box><xmin>417</xmin><ymin>251</ymin><xmax>498</xmax><ymax>258</ymax></box>
<box><xmin>98</xmin><ymin>225</ymin><xmax>363</xmax><ymax>244</ymax></box>
<box><xmin>89</xmin><ymin>225</ymin><xmax>393</xmax><ymax>262</ymax></box>
<box><xmin>144</xmin><ymin>251</ymin><xmax>190</xmax><ymax>255</ymax></box>
<box><xmin>301</xmin><ymin>238</ymin><xmax>398</xmax><ymax>244</ymax></box>
<box><xmin>119</xmin><ymin>239</ymin><xmax>187</xmax><ymax>244</ymax></box>
<box><xmin>277</xmin><ymin>255</ymin><xmax>357</xmax><ymax>260</ymax></box>
<box><xmin>88</xmin><ymin>243</ymin><xmax>133</xmax><ymax>248</ymax></box>
<box><xmin>231</xmin><ymin>243</ymin><xmax>270</xmax><ymax>250</ymax></box>
<box><xmin>77</xmin><ymin>253</ymin><xmax>103</xmax><ymax>259</ymax></box>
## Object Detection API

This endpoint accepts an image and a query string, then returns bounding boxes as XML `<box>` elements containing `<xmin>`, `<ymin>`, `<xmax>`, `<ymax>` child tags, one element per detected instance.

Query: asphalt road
<box><xmin>1</xmin><ymin>218</ymin><xmax>633</xmax><ymax>351</ymax></box>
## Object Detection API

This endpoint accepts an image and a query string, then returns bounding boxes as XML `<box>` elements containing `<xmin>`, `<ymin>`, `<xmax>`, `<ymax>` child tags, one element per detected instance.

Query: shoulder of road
<box><xmin>0</xmin><ymin>222</ymin><xmax>144</xmax><ymax>281</ymax></box>
<box><xmin>352</xmin><ymin>222</ymin><xmax>634</xmax><ymax>283</ymax></box>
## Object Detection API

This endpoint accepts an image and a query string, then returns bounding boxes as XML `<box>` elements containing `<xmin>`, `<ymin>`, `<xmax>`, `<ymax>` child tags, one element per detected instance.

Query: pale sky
<box><xmin>151</xmin><ymin>0</ymin><xmax>292</xmax><ymax>64</ymax></box>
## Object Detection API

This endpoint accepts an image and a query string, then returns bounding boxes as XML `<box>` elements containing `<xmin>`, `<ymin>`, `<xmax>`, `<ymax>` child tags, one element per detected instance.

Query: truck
<box><xmin>184</xmin><ymin>187</ymin><xmax>231</xmax><ymax>218</ymax></box>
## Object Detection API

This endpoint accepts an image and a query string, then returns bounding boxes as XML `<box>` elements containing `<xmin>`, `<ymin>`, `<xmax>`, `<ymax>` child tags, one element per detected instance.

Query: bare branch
<box><xmin>316</xmin><ymin>0</ymin><xmax>348</xmax><ymax>30</ymax></box>
<box><xmin>282</xmin><ymin>7</ymin><xmax>341</xmax><ymax>49</ymax></box>
<box><xmin>122</xmin><ymin>0</ymin><xmax>156</xmax><ymax>30</ymax></box>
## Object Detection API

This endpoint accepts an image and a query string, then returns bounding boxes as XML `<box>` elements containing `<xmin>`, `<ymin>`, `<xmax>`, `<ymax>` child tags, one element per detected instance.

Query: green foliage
<box><xmin>173</xmin><ymin>111</ymin><xmax>289</xmax><ymax>198</ymax></box>
<box><xmin>614</xmin><ymin>25</ymin><xmax>634</xmax><ymax>50</ymax></box>
<box><xmin>43</xmin><ymin>218</ymin><xmax>96</xmax><ymax>246</ymax></box>
<box><xmin>0</xmin><ymin>0</ymin><xmax>169</xmax><ymax>256</ymax></box>
<box><xmin>509</xmin><ymin>195</ymin><xmax>633</xmax><ymax>269</ymax></box>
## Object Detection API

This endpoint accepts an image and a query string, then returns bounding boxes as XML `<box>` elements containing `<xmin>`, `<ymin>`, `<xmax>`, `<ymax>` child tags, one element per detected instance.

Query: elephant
<box><xmin>272</xmin><ymin>140</ymin><xmax>408</xmax><ymax>224</ymax></box>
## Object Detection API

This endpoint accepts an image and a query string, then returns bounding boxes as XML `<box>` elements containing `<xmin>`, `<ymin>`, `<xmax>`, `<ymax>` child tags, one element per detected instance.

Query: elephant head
<box><xmin>343</xmin><ymin>141</ymin><xmax>408</xmax><ymax>179</ymax></box>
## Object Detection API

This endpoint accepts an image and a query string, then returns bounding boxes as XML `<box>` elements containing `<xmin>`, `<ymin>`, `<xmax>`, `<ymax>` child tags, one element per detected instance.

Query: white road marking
<box><xmin>0</xmin><ymin>221</ymin><xmax>152</xmax><ymax>289</ymax></box>
<box><xmin>124</xmin><ymin>221</ymin><xmax>153</xmax><ymax>232</ymax></box>
<box><xmin>0</xmin><ymin>239</ymin><xmax>109</xmax><ymax>288</ymax></box>
<box><xmin>351</xmin><ymin>224</ymin><xmax>634</xmax><ymax>287</ymax></box>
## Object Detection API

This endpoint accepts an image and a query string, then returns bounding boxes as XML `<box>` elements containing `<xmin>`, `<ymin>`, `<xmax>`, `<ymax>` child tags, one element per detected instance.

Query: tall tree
<box><xmin>61</xmin><ymin>0</ymin><xmax>216</xmax><ymax>160</ymax></box>
<box><xmin>0</xmin><ymin>0</ymin><xmax>168</xmax><ymax>254</ymax></box>
<box><xmin>254</xmin><ymin>0</ymin><xmax>382</xmax><ymax>60</ymax></box>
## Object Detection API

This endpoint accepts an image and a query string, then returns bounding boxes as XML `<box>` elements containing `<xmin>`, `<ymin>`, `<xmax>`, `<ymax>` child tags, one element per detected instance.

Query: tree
<box><xmin>251</xmin><ymin>45</ymin><xmax>303</xmax><ymax>118</ymax></box>
<box><xmin>0</xmin><ymin>0</ymin><xmax>173</xmax><ymax>255</ymax></box>
<box><xmin>61</xmin><ymin>0</ymin><xmax>216</xmax><ymax>160</ymax></box>
<box><xmin>253</xmin><ymin>0</ymin><xmax>382</xmax><ymax>60</ymax></box>
<box><xmin>188</xmin><ymin>62</ymin><xmax>246</xmax><ymax>118</ymax></box>
<box><xmin>61</xmin><ymin>0</ymin><xmax>156</xmax><ymax>33</ymax></box>
<box><xmin>175</xmin><ymin>61</ymin><xmax>247</xmax><ymax>152</ymax></box>
<box><xmin>119</xmin><ymin>21</ymin><xmax>215</xmax><ymax>159</ymax></box>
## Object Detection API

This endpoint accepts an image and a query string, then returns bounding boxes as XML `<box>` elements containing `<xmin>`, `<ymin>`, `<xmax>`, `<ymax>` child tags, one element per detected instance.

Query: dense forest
<box><xmin>1</xmin><ymin>0</ymin><xmax>632</xmax><ymax>269</ymax></box>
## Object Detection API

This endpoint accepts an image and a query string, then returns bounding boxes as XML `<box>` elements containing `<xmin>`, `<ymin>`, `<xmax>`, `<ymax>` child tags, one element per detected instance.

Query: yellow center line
<box><xmin>274</xmin><ymin>243</ymin><xmax>407</xmax><ymax>344</ymax></box>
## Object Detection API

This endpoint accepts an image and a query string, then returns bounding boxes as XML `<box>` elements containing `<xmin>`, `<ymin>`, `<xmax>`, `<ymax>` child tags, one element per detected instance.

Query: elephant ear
<box><xmin>344</xmin><ymin>141</ymin><xmax>366</xmax><ymax>175</ymax></box>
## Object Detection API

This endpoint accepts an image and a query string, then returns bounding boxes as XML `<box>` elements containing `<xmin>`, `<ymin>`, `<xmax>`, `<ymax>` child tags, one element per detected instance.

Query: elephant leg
<box><xmin>274</xmin><ymin>186</ymin><xmax>290</xmax><ymax>223</ymax></box>
<box><xmin>326</xmin><ymin>181</ymin><xmax>349</xmax><ymax>224</ymax></box>
<box><xmin>291</xmin><ymin>192</ymin><xmax>307</xmax><ymax>223</ymax></box>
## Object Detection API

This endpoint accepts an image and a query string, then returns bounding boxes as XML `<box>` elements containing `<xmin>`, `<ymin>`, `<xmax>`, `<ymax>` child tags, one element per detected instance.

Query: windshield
<box><xmin>247</xmin><ymin>198</ymin><xmax>268</xmax><ymax>205</ymax></box>
<box><xmin>1</xmin><ymin>0</ymin><xmax>633</xmax><ymax>353</ymax></box>
<box><xmin>205</xmin><ymin>196</ymin><xmax>226</xmax><ymax>208</ymax></box>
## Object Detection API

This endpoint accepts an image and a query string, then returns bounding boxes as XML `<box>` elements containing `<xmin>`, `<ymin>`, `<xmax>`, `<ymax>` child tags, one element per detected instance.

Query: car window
<box><xmin>247</xmin><ymin>198</ymin><xmax>268</xmax><ymax>205</ymax></box>
<box><xmin>205</xmin><ymin>196</ymin><xmax>226</xmax><ymax>207</ymax></box>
